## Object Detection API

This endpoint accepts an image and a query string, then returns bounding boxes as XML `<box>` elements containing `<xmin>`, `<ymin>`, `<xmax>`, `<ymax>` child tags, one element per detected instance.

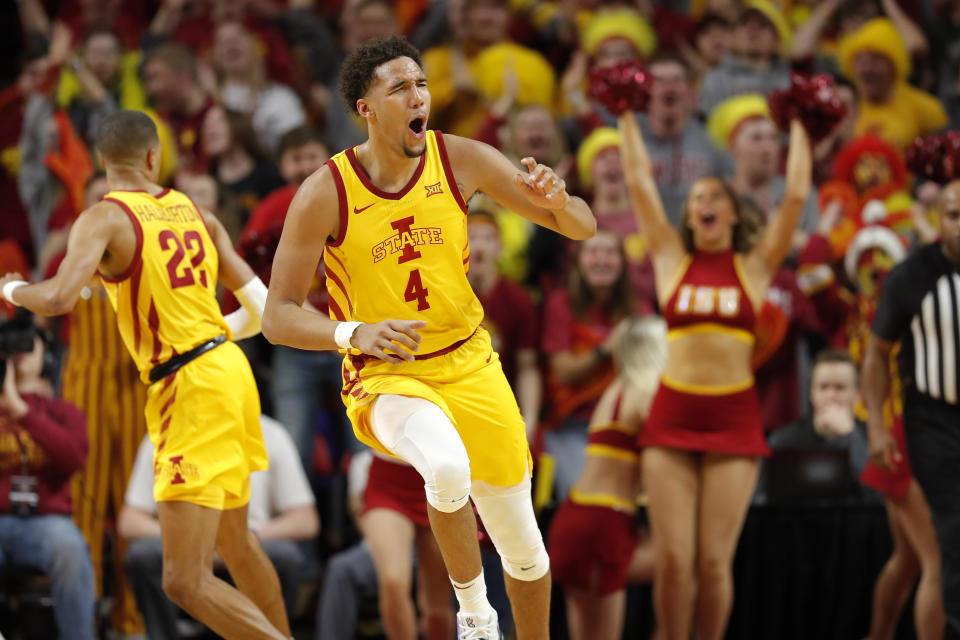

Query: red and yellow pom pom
<box><xmin>767</xmin><ymin>73</ymin><xmax>847</xmax><ymax>143</ymax></box>
<box><xmin>587</xmin><ymin>60</ymin><xmax>652</xmax><ymax>116</ymax></box>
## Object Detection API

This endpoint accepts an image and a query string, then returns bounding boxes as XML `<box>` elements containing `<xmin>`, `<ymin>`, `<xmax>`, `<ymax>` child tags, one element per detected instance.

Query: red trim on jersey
<box><xmin>148</xmin><ymin>299</ymin><xmax>162</xmax><ymax>364</ymax></box>
<box><xmin>129</xmin><ymin>265</ymin><xmax>143</xmax><ymax>354</ymax></box>
<box><xmin>159</xmin><ymin>416</ymin><xmax>171</xmax><ymax>434</ymax></box>
<box><xmin>107</xmin><ymin>189</ymin><xmax>166</xmax><ymax>195</ymax></box>
<box><xmin>324</xmin><ymin>261</ymin><xmax>354</xmax><ymax>315</ymax></box>
<box><xmin>160</xmin><ymin>371</ymin><xmax>177</xmax><ymax>394</ymax></box>
<box><xmin>434</xmin><ymin>131</ymin><xmax>468</xmax><ymax>214</ymax></box>
<box><xmin>160</xmin><ymin>390</ymin><xmax>177</xmax><ymax>417</ymax></box>
<box><xmin>156</xmin><ymin>188</ymin><xmax>171</xmax><ymax>199</ymax></box>
<box><xmin>100</xmin><ymin>197</ymin><xmax>144</xmax><ymax>282</ymax></box>
<box><xmin>345</xmin><ymin>146</ymin><xmax>425</xmax><ymax>200</ymax></box>
<box><xmin>328</xmin><ymin>296</ymin><xmax>346</xmax><ymax>321</ymax></box>
<box><xmin>356</xmin><ymin>326</ymin><xmax>479</xmax><ymax>362</ymax></box>
<box><xmin>342</xmin><ymin>354</ymin><xmax>367</xmax><ymax>398</ymax></box>
<box><xmin>326</xmin><ymin>249</ymin><xmax>351</xmax><ymax>282</ymax></box>
<box><xmin>326</xmin><ymin>160</ymin><xmax>349</xmax><ymax>247</ymax></box>
<box><xmin>415</xmin><ymin>327</ymin><xmax>478</xmax><ymax>359</ymax></box>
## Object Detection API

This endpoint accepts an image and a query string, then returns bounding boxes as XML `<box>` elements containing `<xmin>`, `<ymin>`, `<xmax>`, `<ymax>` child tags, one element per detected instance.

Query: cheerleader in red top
<box><xmin>548</xmin><ymin>315</ymin><xmax>666</xmax><ymax>640</ymax></box>
<box><xmin>617</xmin><ymin>114</ymin><xmax>812</xmax><ymax>640</ymax></box>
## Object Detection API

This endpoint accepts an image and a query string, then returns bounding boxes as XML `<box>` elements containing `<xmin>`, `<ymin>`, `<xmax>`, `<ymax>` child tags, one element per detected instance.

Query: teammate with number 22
<box><xmin>263</xmin><ymin>36</ymin><xmax>596</xmax><ymax>640</ymax></box>
<box><xmin>0</xmin><ymin>111</ymin><xmax>291</xmax><ymax>639</ymax></box>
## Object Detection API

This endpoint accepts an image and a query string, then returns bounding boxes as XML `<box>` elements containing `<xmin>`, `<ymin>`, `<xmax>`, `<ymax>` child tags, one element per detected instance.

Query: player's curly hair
<box><xmin>338</xmin><ymin>35</ymin><xmax>423</xmax><ymax>115</ymax></box>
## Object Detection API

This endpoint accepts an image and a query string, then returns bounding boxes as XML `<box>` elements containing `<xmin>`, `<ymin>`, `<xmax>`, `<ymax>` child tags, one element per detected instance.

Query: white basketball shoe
<box><xmin>456</xmin><ymin>610</ymin><xmax>503</xmax><ymax>640</ymax></box>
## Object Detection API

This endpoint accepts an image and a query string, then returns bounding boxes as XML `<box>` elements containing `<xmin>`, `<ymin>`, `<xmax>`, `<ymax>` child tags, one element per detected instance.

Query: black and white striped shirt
<box><xmin>874</xmin><ymin>243</ymin><xmax>960</xmax><ymax>412</ymax></box>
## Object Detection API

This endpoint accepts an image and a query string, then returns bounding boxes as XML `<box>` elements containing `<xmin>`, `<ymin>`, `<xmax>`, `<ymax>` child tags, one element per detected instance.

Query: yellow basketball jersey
<box><xmin>324</xmin><ymin>130</ymin><xmax>484</xmax><ymax>356</ymax></box>
<box><xmin>99</xmin><ymin>188</ymin><xmax>228</xmax><ymax>382</ymax></box>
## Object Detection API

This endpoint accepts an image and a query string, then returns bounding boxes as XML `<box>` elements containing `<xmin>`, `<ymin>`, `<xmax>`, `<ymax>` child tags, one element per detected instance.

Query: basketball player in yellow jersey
<box><xmin>0</xmin><ymin>111</ymin><xmax>291</xmax><ymax>640</ymax></box>
<box><xmin>263</xmin><ymin>36</ymin><xmax>595</xmax><ymax>640</ymax></box>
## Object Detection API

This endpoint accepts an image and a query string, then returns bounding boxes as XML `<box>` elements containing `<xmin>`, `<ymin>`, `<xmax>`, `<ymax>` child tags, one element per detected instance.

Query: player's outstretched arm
<box><xmin>0</xmin><ymin>202</ymin><xmax>124</xmax><ymax>315</ymax></box>
<box><xmin>442</xmin><ymin>134</ymin><xmax>596</xmax><ymax>240</ymax></box>
<box><xmin>261</xmin><ymin>167</ymin><xmax>425</xmax><ymax>363</ymax></box>
<box><xmin>201</xmin><ymin>210</ymin><xmax>266</xmax><ymax>340</ymax></box>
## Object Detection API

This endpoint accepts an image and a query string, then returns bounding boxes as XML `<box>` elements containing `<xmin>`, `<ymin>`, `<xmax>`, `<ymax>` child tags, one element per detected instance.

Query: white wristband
<box><xmin>233</xmin><ymin>276</ymin><xmax>267</xmax><ymax>317</ymax></box>
<box><xmin>334</xmin><ymin>321</ymin><xmax>363</xmax><ymax>350</ymax></box>
<box><xmin>2</xmin><ymin>281</ymin><xmax>27</xmax><ymax>306</ymax></box>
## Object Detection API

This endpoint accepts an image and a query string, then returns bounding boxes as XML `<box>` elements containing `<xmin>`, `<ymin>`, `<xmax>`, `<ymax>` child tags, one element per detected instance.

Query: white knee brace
<box><xmin>472</xmin><ymin>477</ymin><xmax>550</xmax><ymax>581</ymax></box>
<box><xmin>370</xmin><ymin>397</ymin><xmax>471</xmax><ymax>514</ymax></box>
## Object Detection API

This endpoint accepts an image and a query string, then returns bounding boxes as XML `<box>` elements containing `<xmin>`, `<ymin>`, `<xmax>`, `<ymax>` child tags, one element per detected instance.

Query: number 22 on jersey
<box><xmin>159</xmin><ymin>229</ymin><xmax>208</xmax><ymax>289</ymax></box>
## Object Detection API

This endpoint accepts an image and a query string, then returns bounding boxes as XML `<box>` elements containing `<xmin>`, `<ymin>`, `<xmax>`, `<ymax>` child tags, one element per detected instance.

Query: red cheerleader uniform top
<box><xmin>570</xmin><ymin>392</ymin><xmax>641</xmax><ymax>514</ymax></box>
<box><xmin>570</xmin><ymin>422</ymin><xmax>640</xmax><ymax>514</ymax></box>
<box><xmin>661</xmin><ymin>249</ymin><xmax>759</xmax><ymax>345</ymax></box>
<box><xmin>639</xmin><ymin>249</ymin><xmax>770</xmax><ymax>456</ymax></box>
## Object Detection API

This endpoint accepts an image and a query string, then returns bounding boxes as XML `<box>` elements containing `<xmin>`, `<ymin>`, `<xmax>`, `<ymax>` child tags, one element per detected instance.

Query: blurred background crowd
<box><xmin>0</xmin><ymin>0</ymin><xmax>958</xmax><ymax>637</ymax></box>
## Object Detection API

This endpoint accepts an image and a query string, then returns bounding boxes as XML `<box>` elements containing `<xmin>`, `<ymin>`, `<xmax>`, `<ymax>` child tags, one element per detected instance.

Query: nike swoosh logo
<box><xmin>520</xmin><ymin>565</ymin><xmax>535</xmax><ymax>571</ymax></box>
<box><xmin>353</xmin><ymin>203</ymin><xmax>375</xmax><ymax>214</ymax></box>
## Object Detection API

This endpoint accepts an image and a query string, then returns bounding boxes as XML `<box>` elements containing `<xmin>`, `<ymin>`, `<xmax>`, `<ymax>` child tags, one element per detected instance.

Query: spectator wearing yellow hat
<box><xmin>708</xmin><ymin>94</ymin><xmax>819</xmax><ymax>238</ymax></box>
<box><xmin>557</xmin><ymin>8</ymin><xmax>655</xmax><ymax>129</ymax></box>
<box><xmin>580</xmin><ymin>7</ymin><xmax>657</xmax><ymax>70</ymax></box>
<box><xmin>577</xmin><ymin>127</ymin><xmax>657</xmax><ymax>312</ymax></box>
<box><xmin>637</xmin><ymin>53</ymin><xmax>733</xmax><ymax>227</ymax></box>
<box><xmin>699</xmin><ymin>0</ymin><xmax>792</xmax><ymax>115</ymax></box>
<box><xmin>837</xmin><ymin>18</ymin><xmax>947</xmax><ymax>150</ymax></box>
<box><xmin>422</xmin><ymin>0</ymin><xmax>555</xmax><ymax>138</ymax></box>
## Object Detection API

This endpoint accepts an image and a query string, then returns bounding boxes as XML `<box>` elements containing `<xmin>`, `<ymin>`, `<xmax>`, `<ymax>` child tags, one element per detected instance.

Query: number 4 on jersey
<box><xmin>404</xmin><ymin>269</ymin><xmax>430</xmax><ymax>311</ymax></box>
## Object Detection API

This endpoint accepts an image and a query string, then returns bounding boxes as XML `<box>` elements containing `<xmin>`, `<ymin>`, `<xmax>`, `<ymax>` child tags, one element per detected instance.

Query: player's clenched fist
<box><xmin>350</xmin><ymin>319</ymin><xmax>426</xmax><ymax>363</ymax></box>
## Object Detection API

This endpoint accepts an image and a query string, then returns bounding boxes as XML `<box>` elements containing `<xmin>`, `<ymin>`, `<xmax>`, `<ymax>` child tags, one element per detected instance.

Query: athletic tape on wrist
<box><xmin>334</xmin><ymin>321</ymin><xmax>363</xmax><ymax>349</ymax></box>
<box><xmin>2</xmin><ymin>281</ymin><xmax>27</xmax><ymax>306</ymax></box>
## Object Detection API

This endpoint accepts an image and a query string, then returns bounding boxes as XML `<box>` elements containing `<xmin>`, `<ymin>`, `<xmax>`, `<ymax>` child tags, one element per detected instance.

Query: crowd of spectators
<box><xmin>1</xmin><ymin>0</ymin><xmax>959</xmax><ymax>637</ymax></box>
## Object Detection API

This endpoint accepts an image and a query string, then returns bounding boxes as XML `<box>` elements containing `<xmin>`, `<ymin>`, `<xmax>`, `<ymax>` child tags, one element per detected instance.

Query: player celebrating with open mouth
<box><xmin>262</xmin><ymin>36</ymin><xmax>595</xmax><ymax>640</ymax></box>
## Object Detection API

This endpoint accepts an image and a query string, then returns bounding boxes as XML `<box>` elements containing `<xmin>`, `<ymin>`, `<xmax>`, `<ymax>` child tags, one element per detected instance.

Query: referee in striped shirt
<box><xmin>864</xmin><ymin>180</ymin><xmax>960</xmax><ymax>638</ymax></box>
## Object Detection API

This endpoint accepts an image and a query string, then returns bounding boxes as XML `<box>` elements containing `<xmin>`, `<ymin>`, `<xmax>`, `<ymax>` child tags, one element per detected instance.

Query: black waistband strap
<box><xmin>149</xmin><ymin>334</ymin><xmax>226</xmax><ymax>384</ymax></box>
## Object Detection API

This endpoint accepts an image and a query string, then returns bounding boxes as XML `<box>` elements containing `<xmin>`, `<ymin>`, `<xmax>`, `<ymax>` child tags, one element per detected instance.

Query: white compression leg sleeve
<box><xmin>370</xmin><ymin>394</ymin><xmax>471</xmax><ymax>513</ymax></box>
<box><xmin>472</xmin><ymin>475</ymin><xmax>550</xmax><ymax>581</ymax></box>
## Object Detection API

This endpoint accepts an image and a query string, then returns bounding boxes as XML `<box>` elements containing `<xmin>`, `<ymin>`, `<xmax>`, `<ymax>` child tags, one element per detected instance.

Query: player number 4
<box><xmin>404</xmin><ymin>269</ymin><xmax>430</xmax><ymax>311</ymax></box>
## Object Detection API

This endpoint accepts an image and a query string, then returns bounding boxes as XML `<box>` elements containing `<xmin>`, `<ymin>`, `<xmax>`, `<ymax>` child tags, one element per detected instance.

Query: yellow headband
<box><xmin>742</xmin><ymin>0</ymin><xmax>792</xmax><ymax>58</ymax></box>
<box><xmin>577</xmin><ymin>127</ymin><xmax>622</xmax><ymax>187</ymax></box>
<box><xmin>581</xmin><ymin>8</ymin><xmax>657</xmax><ymax>59</ymax></box>
<box><xmin>706</xmin><ymin>93</ymin><xmax>772</xmax><ymax>150</ymax></box>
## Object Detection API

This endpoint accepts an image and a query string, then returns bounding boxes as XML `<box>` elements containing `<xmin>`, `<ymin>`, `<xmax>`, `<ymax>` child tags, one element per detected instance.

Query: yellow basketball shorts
<box><xmin>144</xmin><ymin>341</ymin><xmax>267</xmax><ymax>510</ymax></box>
<box><xmin>342</xmin><ymin>327</ymin><xmax>531</xmax><ymax>488</ymax></box>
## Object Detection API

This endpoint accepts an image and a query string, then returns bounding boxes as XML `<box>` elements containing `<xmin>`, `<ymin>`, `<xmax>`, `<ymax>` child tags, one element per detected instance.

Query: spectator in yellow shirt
<box><xmin>838</xmin><ymin>18</ymin><xmax>947</xmax><ymax>150</ymax></box>
<box><xmin>422</xmin><ymin>0</ymin><xmax>555</xmax><ymax>138</ymax></box>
